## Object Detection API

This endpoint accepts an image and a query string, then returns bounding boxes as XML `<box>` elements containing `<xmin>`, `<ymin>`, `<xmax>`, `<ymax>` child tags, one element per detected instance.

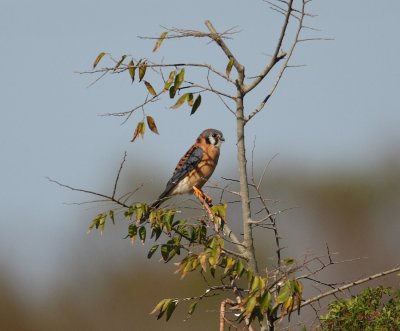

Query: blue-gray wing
<box><xmin>158</xmin><ymin>146</ymin><xmax>203</xmax><ymax>200</ymax></box>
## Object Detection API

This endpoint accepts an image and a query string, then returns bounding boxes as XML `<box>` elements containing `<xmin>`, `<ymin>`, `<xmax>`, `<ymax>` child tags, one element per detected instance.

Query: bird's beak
<box><xmin>220</xmin><ymin>136</ymin><xmax>225</xmax><ymax>142</ymax></box>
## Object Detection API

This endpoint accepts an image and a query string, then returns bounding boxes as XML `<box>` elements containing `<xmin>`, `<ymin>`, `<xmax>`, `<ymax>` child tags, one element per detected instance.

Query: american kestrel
<box><xmin>152</xmin><ymin>128</ymin><xmax>224</xmax><ymax>209</ymax></box>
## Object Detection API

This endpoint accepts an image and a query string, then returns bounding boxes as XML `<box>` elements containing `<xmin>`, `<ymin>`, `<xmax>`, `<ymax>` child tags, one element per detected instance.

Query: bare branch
<box><xmin>243</xmin><ymin>0</ymin><xmax>293</xmax><ymax>95</ymax></box>
<box><xmin>204</xmin><ymin>20</ymin><xmax>245</xmax><ymax>84</ymax></box>
<box><xmin>47</xmin><ymin>177</ymin><xmax>130</xmax><ymax>209</ymax></box>
<box><xmin>300</xmin><ymin>265</ymin><xmax>400</xmax><ymax>309</ymax></box>
<box><xmin>112</xmin><ymin>151</ymin><xmax>127</xmax><ymax>199</ymax></box>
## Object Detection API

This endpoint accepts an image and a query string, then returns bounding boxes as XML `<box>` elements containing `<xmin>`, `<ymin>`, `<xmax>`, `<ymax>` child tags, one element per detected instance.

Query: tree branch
<box><xmin>300</xmin><ymin>265</ymin><xmax>400</xmax><ymax>309</ymax></box>
<box><xmin>243</xmin><ymin>0</ymin><xmax>293</xmax><ymax>94</ymax></box>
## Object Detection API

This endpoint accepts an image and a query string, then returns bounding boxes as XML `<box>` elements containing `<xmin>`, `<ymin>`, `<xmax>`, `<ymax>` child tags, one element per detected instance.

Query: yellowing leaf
<box><xmin>226</xmin><ymin>58</ymin><xmax>234</xmax><ymax>78</ymax></box>
<box><xmin>170</xmin><ymin>93</ymin><xmax>188</xmax><ymax>109</ymax></box>
<box><xmin>187</xmin><ymin>93</ymin><xmax>194</xmax><ymax>106</ymax></box>
<box><xmin>150</xmin><ymin>299</ymin><xmax>167</xmax><ymax>315</ymax></box>
<box><xmin>164</xmin><ymin>71</ymin><xmax>176</xmax><ymax>91</ymax></box>
<box><xmin>131</xmin><ymin>121</ymin><xmax>145</xmax><ymax>142</ymax></box>
<box><xmin>144</xmin><ymin>81</ymin><xmax>157</xmax><ymax>96</ymax></box>
<box><xmin>152</xmin><ymin>31</ymin><xmax>168</xmax><ymax>53</ymax></box>
<box><xmin>146</xmin><ymin>115</ymin><xmax>159</xmax><ymax>134</ymax></box>
<box><xmin>114</xmin><ymin>54</ymin><xmax>127</xmax><ymax>71</ymax></box>
<box><xmin>190</xmin><ymin>94</ymin><xmax>201</xmax><ymax>115</ymax></box>
<box><xmin>139</xmin><ymin>63</ymin><xmax>147</xmax><ymax>82</ymax></box>
<box><xmin>128</xmin><ymin>60</ymin><xmax>135</xmax><ymax>82</ymax></box>
<box><xmin>93</xmin><ymin>52</ymin><xmax>106</xmax><ymax>69</ymax></box>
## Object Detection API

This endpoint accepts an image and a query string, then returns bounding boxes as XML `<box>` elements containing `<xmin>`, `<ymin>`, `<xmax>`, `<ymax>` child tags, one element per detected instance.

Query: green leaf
<box><xmin>150</xmin><ymin>298</ymin><xmax>167</xmax><ymax>315</ymax></box>
<box><xmin>109</xmin><ymin>210</ymin><xmax>115</xmax><ymax>224</ymax></box>
<box><xmin>128</xmin><ymin>223</ymin><xmax>138</xmax><ymax>241</ymax></box>
<box><xmin>251</xmin><ymin>275</ymin><xmax>260</xmax><ymax>292</ymax></box>
<box><xmin>147</xmin><ymin>245</ymin><xmax>159</xmax><ymax>259</ymax></box>
<box><xmin>128</xmin><ymin>60</ymin><xmax>135</xmax><ymax>82</ymax></box>
<box><xmin>174</xmin><ymin>68</ymin><xmax>185</xmax><ymax>89</ymax></box>
<box><xmin>259</xmin><ymin>290</ymin><xmax>272</xmax><ymax>313</ymax></box>
<box><xmin>146</xmin><ymin>115</ymin><xmax>159</xmax><ymax>134</ymax></box>
<box><xmin>169</xmin><ymin>85</ymin><xmax>176</xmax><ymax>98</ymax></box>
<box><xmin>153</xmin><ymin>31</ymin><xmax>168</xmax><ymax>53</ymax></box>
<box><xmin>276</xmin><ymin>284</ymin><xmax>291</xmax><ymax>304</ymax></box>
<box><xmin>170</xmin><ymin>93</ymin><xmax>189</xmax><ymax>109</ymax></box>
<box><xmin>226</xmin><ymin>58</ymin><xmax>234</xmax><ymax>78</ymax></box>
<box><xmin>161</xmin><ymin>244</ymin><xmax>170</xmax><ymax>261</ymax></box>
<box><xmin>245</xmin><ymin>296</ymin><xmax>257</xmax><ymax>314</ymax></box>
<box><xmin>114</xmin><ymin>54</ymin><xmax>127</xmax><ymax>71</ymax></box>
<box><xmin>235</xmin><ymin>259</ymin><xmax>245</xmax><ymax>277</ymax></box>
<box><xmin>187</xmin><ymin>301</ymin><xmax>198</xmax><ymax>315</ymax></box>
<box><xmin>139</xmin><ymin>226</ymin><xmax>146</xmax><ymax>244</ymax></box>
<box><xmin>93</xmin><ymin>52</ymin><xmax>106</xmax><ymax>69</ymax></box>
<box><xmin>139</xmin><ymin>63</ymin><xmax>147</xmax><ymax>82</ymax></box>
<box><xmin>187</xmin><ymin>93</ymin><xmax>194</xmax><ymax>106</ymax></box>
<box><xmin>190</xmin><ymin>94</ymin><xmax>201</xmax><ymax>115</ymax></box>
<box><xmin>166</xmin><ymin>300</ymin><xmax>176</xmax><ymax>321</ymax></box>
<box><xmin>284</xmin><ymin>257</ymin><xmax>295</xmax><ymax>266</ymax></box>
<box><xmin>144</xmin><ymin>81</ymin><xmax>157</xmax><ymax>96</ymax></box>
<box><xmin>89</xmin><ymin>212</ymin><xmax>107</xmax><ymax>232</ymax></box>
<box><xmin>98</xmin><ymin>213</ymin><xmax>106</xmax><ymax>233</ymax></box>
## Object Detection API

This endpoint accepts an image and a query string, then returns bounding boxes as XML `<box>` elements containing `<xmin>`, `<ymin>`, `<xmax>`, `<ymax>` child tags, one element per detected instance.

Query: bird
<box><xmin>152</xmin><ymin>128</ymin><xmax>224</xmax><ymax>209</ymax></box>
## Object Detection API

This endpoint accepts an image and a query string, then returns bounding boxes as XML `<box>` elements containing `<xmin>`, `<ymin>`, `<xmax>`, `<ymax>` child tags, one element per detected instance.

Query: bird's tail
<box><xmin>151</xmin><ymin>193</ymin><xmax>170</xmax><ymax>209</ymax></box>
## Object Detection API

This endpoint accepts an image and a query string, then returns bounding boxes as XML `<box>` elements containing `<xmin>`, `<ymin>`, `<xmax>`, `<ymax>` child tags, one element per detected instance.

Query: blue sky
<box><xmin>1</xmin><ymin>0</ymin><xmax>400</xmax><ymax>300</ymax></box>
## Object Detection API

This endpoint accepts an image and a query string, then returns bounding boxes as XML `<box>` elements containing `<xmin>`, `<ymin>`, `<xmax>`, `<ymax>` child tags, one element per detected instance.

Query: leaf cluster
<box><xmin>318</xmin><ymin>286</ymin><xmax>400</xmax><ymax>331</ymax></box>
<box><xmin>88</xmin><ymin>202</ymin><xmax>303</xmax><ymax>326</ymax></box>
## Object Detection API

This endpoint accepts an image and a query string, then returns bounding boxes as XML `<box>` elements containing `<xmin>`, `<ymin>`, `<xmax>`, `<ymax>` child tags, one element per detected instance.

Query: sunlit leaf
<box><xmin>139</xmin><ymin>226</ymin><xmax>146</xmax><ymax>244</ymax></box>
<box><xmin>251</xmin><ymin>276</ymin><xmax>260</xmax><ymax>292</ymax></box>
<box><xmin>276</xmin><ymin>284</ymin><xmax>291</xmax><ymax>304</ymax></box>
<box><xmin>114</xmin><ymin>54</ymin><xmax>127</xmax><ymax>71</ymax></box>
<box><xmin>245</xmin><ymin>296</ymin><xmax>257</xmax><ymax>314</ymax></box>
<box><xmin>199</xmin><ymin>253</ymin><xmax>207</xmax><ymax>272</ymax></box>
<box><xmin>170</xmin><ymin>93</ymin><xmax>189</xmax><ymax>109</ymax></box>
<box><xmin>131</xmin><ymin>121</ymin><xmax>145</xmax><ymax>142</ymax></box>
<box><xmin>190</xmin><ymin>94</ymin><xmax>201</xmax><ymax>115</ymax></box>
<box><xmin>259</xmin><ymin>290</ymin><xmax>272</xmax><ymax>313</ymax></box>
<box><xmin>235</xmin><ymin>259</ymin><xmax>245</xmax><ymax>277</ymax></box>
<box><xmin>143</xmin><ymin>80</ymin><xmax>157</xmax><ymax>96</ymax></box>
<box><xmin>109</xmin><ymin>210</ymin><xmax>115</xmax><ymax>224</ymax></box>
<box><xmin>128</xmin><ymin>60</ymin><xmax>135</xmax><ymax>82</ymax></box>
<box><xmin>146</xmin><ymin>115</ymin><xmax>159</xmax><ymax>134</ymax></box>
<box><xmin>174</xmin><ymin>68</ymin><xmax>185</xmax><ymax>89</ymax></box>
<box><xmin>153</xmin><ymin>31</ymin><xmax>168</xmax><ymax>53</ymax></box>
<box><xmin>187</xmin><ymin>301</ymin><xmax>198</xmax><ymax>316</ymax></box>
<box><xmin>89</xmin><ymin>212</ymin><xmax>107</xmax><ymax>232</ymax></box>
<box><xmin>226</xmin><ymin>58</ymin><xmax>234</xmax><ymax>78</ymax></box>
<box><xmin>139</xmin><ymin>63</ymin><xmax>147</xmax><ymax>82</ymax></box>
<box><xmin>164</xmin><ymin>71</ymin><xmax>176</xmax><ymax>91</ymax></box>
<box><xmin>150</xmin><ymin>298</ymin><xmax>167</xmax><ymax>315</ymax></box>
<box><xmin>93</xmin><ymin>52</ymin><xmax>106</xmax><ymax>69</ymax></box>
<box><xmin>128</xmin><ymin>223</ymin><xmax>138</xmax><ymax>242</ymax></box>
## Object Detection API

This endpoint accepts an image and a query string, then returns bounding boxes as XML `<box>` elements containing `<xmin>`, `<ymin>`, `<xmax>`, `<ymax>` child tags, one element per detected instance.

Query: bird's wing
<box><xmin>158</xmin><ymin>145</ymin><xmax>203</xmax><ymax>200</ymax></box>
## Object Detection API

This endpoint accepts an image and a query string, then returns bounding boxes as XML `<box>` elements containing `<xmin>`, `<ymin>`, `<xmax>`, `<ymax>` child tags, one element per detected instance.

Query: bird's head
<box><xmin>198</xmin><ymin>128</ymin><xmax>225</xmax><ymax>148</ymax></box>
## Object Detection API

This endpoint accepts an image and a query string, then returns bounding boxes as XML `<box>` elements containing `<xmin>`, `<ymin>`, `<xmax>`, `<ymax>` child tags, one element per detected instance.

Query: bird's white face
<box><xmin>205</xmin><ymin>130</ymin><xmax>225</xmax><ymax>148</ymax></box>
